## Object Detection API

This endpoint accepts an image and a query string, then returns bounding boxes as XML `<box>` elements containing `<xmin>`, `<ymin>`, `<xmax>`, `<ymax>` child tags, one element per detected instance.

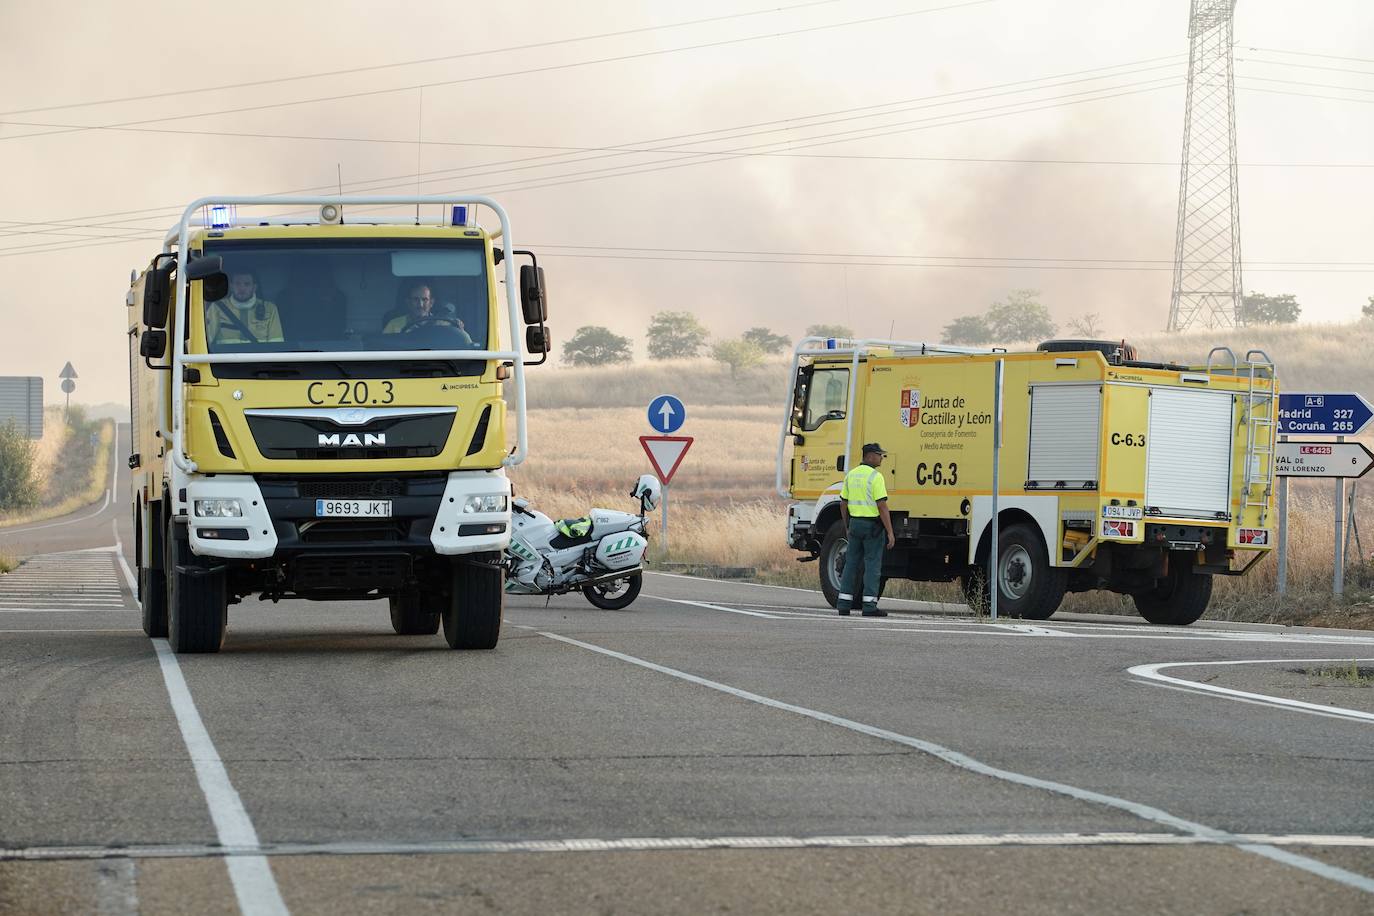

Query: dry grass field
<box><xmin>514</xmin><ymin>322</ymin><xmax>1374</xmax><ymax>627</ymax></box>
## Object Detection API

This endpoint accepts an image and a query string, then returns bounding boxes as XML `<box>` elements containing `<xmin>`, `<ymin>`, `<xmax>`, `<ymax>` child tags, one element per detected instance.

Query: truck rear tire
<box><xmin>1133</xmin><ymin>554</ymin><xmax>1212</xmax><ymax>626</ymax></box>
<box><xmin>165</xmin><ymin>522</ymin><xmax>228</xmax><ymax>654</ymax></box>
<box><xmin>140</xmin><ymin>566</ymin><xmax>168</xmax><ymax>638</ymax></box>
<box><xmin>443</xmin><ymin>554</ymin><xmax>503</xmax><ymax>649</ymax></box>
<box><xmin>818</xmin><ymin>524</ymin><xmax>847</xmax><ymax>609</ymax></box>
<box><xmin>389</xmin><ymin>591</ymin><xmax>441</xmax><ymax>635</ymax></box>
<box><xmin>981</xmin><ymin>523</ymin><xmax>1066</xmax><ymax>620</ymax></box>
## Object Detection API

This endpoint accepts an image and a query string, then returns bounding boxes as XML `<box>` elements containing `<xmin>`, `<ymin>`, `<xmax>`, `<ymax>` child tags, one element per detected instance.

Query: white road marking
<box><xmin>0</xmin><ymin>628</ymin><xmax>142</xmax><ymax>633</ymax></box>
<box><xmin>1130</xmin><ymin>659</ymin><xmax>1374</xmax><ymax>724</ymax></box>
<box><xmin>0</xmin><ymin>607</ymin><xmax>138</xmax><ymax>614</ymax></box>
<box><xmin>645</xmin><ymin>570</ymin><xmax>948</xmax><ymax>608</ymax></box>
<box><xmin>6</xmin><ymin>831</ymin><xmax>1374</xmax><ymax>861</ymax></box>
<box><xmin>647</xmin><ymin>595</ymin><xmax>784</xmax><ymax>618</ymax></box>
<box><xmin>538</xmin><ymin>630</ymin><xmax>1374</xmax><ymax>895</ymax></box>
<box><xmin>153</xmin><ymin>639</ymin><xmax>290</xmax><ymax>915</ymax></box>
<box><xmin>116</xmin><ymin>519</ymin><xmax>288</xmax><ymax>910</ymax></box>
<box><xmin>94</xmin><ymin>858</ymin><xmax>139</xmax><ymax>916</ymax></box>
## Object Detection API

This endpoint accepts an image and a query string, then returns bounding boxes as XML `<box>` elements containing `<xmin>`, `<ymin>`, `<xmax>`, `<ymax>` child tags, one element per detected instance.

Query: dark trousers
<box><xmin>837</xmin><ymin>518</ymin><xmax>884</xmax><ymax>611</ymax></box>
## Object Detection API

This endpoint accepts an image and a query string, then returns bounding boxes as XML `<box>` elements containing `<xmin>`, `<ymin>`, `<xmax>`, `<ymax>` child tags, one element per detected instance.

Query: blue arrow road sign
<box><xmin>1277</xmin><ymin>392</ymin><xmax>1374</xmax><ymax>436</ymax></box>
<box><xmin>648</xmin><ymin>394</ymin><xmax>686</xmax><ymax>434</ymax></box>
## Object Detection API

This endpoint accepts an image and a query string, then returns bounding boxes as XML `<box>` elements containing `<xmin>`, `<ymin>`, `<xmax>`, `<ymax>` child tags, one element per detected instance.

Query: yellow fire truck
<box><xmin>128</xmin><ymin>196</ymin><xmax>550</xmax><ymax>653</ymax></box>
<box><xmin>777</xmin><ymin>337</ymin><xmax>1278</xmax><ymax>624</ymax></box>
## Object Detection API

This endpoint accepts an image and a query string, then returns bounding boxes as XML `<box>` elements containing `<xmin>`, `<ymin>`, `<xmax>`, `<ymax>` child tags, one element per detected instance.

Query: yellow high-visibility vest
<box><xmin>840</xmin><ymin>464</ymin><xmax>887</xmax><ymax>518</ymax></box>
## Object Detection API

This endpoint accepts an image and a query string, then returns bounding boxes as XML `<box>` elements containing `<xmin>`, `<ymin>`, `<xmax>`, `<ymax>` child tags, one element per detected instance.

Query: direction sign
<box><xmin>1275</xmin><ymin>440</ymin><xmax>1374</xmax><ymax>479</ymax></box>
<box><xmin>1277</xmin><ymin>392</ymin><xmax>1373</xmax><ymax>436</ymax></box>
<box><xmin>640</xmin><ymin>435</ymin><xmax>693</xmax><ymax>484</ymax></box>
<box><xmin>647</xmin><ymin>394</ymin><xmax>685</xmax><ymax>434</ymax></box>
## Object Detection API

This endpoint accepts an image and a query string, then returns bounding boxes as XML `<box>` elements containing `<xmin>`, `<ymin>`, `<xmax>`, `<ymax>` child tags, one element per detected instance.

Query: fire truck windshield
<box><xmin>197</xmin><ymin>238</ymin><xmax>490</xmax><ymax>355</ymax></box>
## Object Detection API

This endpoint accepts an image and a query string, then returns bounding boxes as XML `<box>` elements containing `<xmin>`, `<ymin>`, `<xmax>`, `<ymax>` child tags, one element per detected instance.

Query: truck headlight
<box><xmin>463</xmin><ymin>494</ymin><xmax>508</xmax><ymax>514</ymax></box>
<box><xmin>194</xmin><ymin>498</ymin><xmax>243</xmax><ymax>518</ymax></box>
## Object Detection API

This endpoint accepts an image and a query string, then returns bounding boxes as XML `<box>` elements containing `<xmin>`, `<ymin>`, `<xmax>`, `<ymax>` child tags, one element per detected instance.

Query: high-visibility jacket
<box><xmin>206</xmin><ymin>298</ymin><xmax>284</xmax><ymax>345</ymax></box>
<box><xmin>840</xmin><ymin>464</ymin><xmax>887</xmax><ymax>518</ymax></box>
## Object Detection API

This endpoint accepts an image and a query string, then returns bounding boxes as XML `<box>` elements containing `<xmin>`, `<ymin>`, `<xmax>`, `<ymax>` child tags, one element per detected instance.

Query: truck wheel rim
<box><xmin>999</xmin><ymin>545</ymin><xmax>1032</xmax><ymax>599</ymax></box>
<box><xmin>829</xmin><ymin>538</ymin><xmax>848</xmax><ymax>592</ymax></box>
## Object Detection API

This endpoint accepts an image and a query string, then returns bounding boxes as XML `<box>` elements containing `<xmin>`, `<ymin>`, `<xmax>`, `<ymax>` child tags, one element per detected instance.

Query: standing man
<box><xmin>836</xmin><ymin>443</ymin><xmax>896</xmax><ymax>617</ymax></box>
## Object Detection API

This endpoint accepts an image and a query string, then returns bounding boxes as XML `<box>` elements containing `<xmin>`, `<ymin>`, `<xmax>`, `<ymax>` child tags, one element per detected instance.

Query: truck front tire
<box><xmin>443</xmin><ymin>554</ymin><xmax>503</xmax><ymax>649</ymax></box>
<box><xmin>1133</xmin><ymin>553</ymin><xmax>1212</xmax><ymax>626</ymax></box>
<box><xmin>137</xmin><ymin>503</ymin><xmax>168</xmax><ymax>638</ymax></box>
<box><xmin>967</xmin><ymin>523</ymin><xmax>1065</xmax><ymax>620</ymax></box>
<box><xmin>818</xmin><ymin>524</ymin><xmax>847</xmax><ymax>609</ymax></box>
<box><xmin>165</xmin><ymin>521</ymin><xmax>228</xmax><ymax>654</ymax></box>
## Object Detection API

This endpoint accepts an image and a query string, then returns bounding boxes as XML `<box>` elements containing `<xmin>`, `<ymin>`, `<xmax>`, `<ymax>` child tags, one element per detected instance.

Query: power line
<box><xmin>0</xmin><ymin>57</ymin><xmax>1193</xmax><ymax>240</ymax></box>
<box><xmin>0</xmin><ymin>0</ymin><xmax>999</xmax><ymax>143</ymax></box>
<box><xmin>0</xmin><ymin>77</ymin><xmax>1190</xmax><ymax>256</ymax></box>
<box><xmin>0</xmin><ymin>0</ymin><xmax>852</xmax><ymax>116</ymax></box>
<box><xmin>1239</xmin><ymin>86</ymin><xmax>1374</xmax><ymax>106</ymax></box>
<box><xmin>1235</xmin><ymin>57</ymin><xmax>1374</xmax><ymax>79</ymax></box>
<box><xmin>1245</xmin><ymin>46</ymin><xmax>1374</xmax><ymax>66</ymax></box>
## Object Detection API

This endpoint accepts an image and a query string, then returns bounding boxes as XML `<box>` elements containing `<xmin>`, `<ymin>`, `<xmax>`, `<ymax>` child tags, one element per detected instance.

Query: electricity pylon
<box><xmin>1167</xmin><ymin>0</ymin><xmax>1242</xmax><ymax>331</ymax></box>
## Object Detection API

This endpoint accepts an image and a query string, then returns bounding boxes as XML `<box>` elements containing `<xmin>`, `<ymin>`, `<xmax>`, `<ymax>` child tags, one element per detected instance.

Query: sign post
<box><xmin>640</xmin><ymin>435</ymin><xmax>693</xmax><ymax>555</ymax></box>
<box><xmin>643</xmin><ymin>394</ymin><xmax>690</xmax><ymax>555</ymax></box>
<box><xmin>58</xmin><ymin>362</ymin><xmax>77</xmax><ymax>415</ymax></box>
<box><xmin>1276</xmin><ymin>392</ymin><xmax>1374</xmax><ymax>600</ymax></box>
<box><xmin>989</xmin><ymin>359</ymin><xmax>1004</xmax><ymax>622</ymax></box>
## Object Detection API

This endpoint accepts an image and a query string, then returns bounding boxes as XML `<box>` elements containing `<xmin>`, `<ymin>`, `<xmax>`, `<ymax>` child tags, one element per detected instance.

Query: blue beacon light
<box><xmin>209</xmin><ymin>205</ymin><xmax>231</xmax><ymax>229</ymax></box>
<box><xmin>451</xmin><ymin>205</ymin><xmax>468</xmax><ymax>226</ymax></box>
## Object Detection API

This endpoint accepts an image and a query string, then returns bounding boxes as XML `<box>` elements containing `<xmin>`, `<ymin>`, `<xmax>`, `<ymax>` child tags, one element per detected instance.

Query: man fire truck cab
<box><xmin>778</xmin><ymin>337</ymin><xmax>1278</xmax><ymax>625</ymax></box>
<box><xmin>128</xmin><ymin>196</ymin><xmax>550</xmax><ymax>653</ymax></box>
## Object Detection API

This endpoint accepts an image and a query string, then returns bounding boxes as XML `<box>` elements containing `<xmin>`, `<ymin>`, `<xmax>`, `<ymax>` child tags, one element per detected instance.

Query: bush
<box><xmin>563</xmin><ymin>326</ymin><xmax>634</xmax><ymax>366</ymax></box>
<box><xmin>711</xmin><ymin>338</ymin><xmax>765</xmax><ymax>377</ymax></box>
<box><xmin>942</xmin><ymin>314</ymin><xmax>992</xmax><ymax>344</ymax></box>
<box><xmin>646</xmin><ymin>311</ymin><xmax>709</xmax><ymax>360</ymax></box>
<box><xmin>804</xmin><ymin>324</ymin><xmax>854</xmax><ymax>340</ymax></box>
<box><xmin>742</xmin><ymin>327</ymin><xmax>791</xmax><ymax>354</ymax></box>
<box><xmin>1240</xmin><ymin>292</ymin><xmax>1301</xmax><ymax>325</ymax></box>
<box><xmin>0</xmin><ymin>420</ymin><xmax>38</xmax><ymax>512</ymax></box>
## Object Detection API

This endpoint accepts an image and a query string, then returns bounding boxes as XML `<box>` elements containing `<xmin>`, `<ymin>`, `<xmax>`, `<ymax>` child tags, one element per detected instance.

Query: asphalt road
<box><xmin>2</xmin><ymin>447</ymin><xmax>1373</xmax><ymax>914</ymax></box>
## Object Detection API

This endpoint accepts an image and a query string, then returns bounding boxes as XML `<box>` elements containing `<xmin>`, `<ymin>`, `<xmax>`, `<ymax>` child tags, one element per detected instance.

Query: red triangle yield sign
<box><xmin>640</xmin><ymin>436</ymin><xmax>693</xmax><ymax>485</ymax></box>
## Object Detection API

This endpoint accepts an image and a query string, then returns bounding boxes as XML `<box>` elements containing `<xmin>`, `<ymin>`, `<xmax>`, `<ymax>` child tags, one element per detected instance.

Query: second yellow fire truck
<box><xmin>778</xmin><ymin>337</ymin><xmax>1278</xmax><ymax>624</ymax></box>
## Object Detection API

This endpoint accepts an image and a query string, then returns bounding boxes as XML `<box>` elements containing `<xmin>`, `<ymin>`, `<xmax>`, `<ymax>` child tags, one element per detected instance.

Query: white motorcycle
<box><xmin>505</xmin><ymin>475</ymin><xmax>661</xmax><ymax>609</ymax></box>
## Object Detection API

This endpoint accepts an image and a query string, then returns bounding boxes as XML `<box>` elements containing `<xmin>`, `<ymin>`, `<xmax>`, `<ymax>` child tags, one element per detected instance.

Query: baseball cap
<box><xmin>862</xmin><ymin>442</ymin><xmax>887</xmax><ymax>456</ymax></box>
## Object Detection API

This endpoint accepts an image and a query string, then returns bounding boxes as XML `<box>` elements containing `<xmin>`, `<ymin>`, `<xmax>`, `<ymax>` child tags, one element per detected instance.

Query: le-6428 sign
<box><xmin>1275</xmin><ymin>441</ymin><xmax>1374</xmax><ymax>479</ymax></box>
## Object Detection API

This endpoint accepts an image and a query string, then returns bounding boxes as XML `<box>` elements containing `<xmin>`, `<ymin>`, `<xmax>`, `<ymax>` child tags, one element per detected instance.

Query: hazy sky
<box><xmin>2</xmin><ymin>0</ymin><xmax>1372</xmax><ymax>402</ymax></box>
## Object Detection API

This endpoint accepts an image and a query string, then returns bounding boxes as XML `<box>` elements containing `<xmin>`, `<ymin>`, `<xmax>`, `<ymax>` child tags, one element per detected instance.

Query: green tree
<box><xmin>562</xmin><ymin>326</ymin><xmax>633</xmax><ymax>366</ymax></box>
<box><xmin>1240</xmin><ymin>292</ymin><xmax>1301</xmax><ymax>325</ymax></box>
<box><xmin>804</xmin><ymin>323</ymin><xmax>854</xmax><ymax>340</ymax></box>
<box><xmin>711</xmin><ymin>338</ymin><xmax>765</xmax><ymax>377</ymax></box>
<box><xmin>0</xmin><ymin>420</ymin><xmax>37</xmax><ymax>513</ymax></box>
<box><xmin>1361</xmin><ymin>296</ymin><xmax>1373</xmax><ymax>320</ymax></box>
<box><xmin>985</xmin><ymin>289</ymin><xmax>1057</xmax><ymax>342</ymax></box>
<box><xmin>942</xmin><ymin>314</ymin><xmax>992</xmax><ymax>345</ymax></box>
<box><xmin>646</xmin><ymin>310</ymin><xmax>709</xmax><ymax>359</ymax></box>
<box><xmin>742</xmin><ymin>326</ymin><xmax>791</xmax><ymax>354</ymax></box>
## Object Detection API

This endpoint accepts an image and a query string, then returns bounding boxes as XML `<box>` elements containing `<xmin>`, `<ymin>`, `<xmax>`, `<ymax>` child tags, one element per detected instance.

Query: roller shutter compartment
<box><xmin>1027</xmin><ymin>384</ymin><xmax>1101</xmax><ymax>488</ymax></box>
<box><xmin>1146</xmin><ymin>387</ymin><xmax>1234</xmax><ymax>519</ymax></box>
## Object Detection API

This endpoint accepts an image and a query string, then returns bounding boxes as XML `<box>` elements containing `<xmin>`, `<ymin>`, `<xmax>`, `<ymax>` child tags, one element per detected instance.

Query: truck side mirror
<box><xmin>142</xmin><ymin>262</ymin><xmax>174</xmax><ymax>328</ymax></box>
<box><xmin>519</xmin><ymin>265</ymin><xmax>547</xmax><ymax>324</ymax></box>
<box><xmin>187</xmin><ymin>255</ymin><xmax>228</xmax><ymax>301</ymax></box>
<box><xmin>140</xmin><ymin>329</ymin><xmax>167</xmax><ymax>359</ymax></box>
<box><xmin>525</xmin><ymin>324</ymin><xmax>552</xmax><ymax>354</ymax></box>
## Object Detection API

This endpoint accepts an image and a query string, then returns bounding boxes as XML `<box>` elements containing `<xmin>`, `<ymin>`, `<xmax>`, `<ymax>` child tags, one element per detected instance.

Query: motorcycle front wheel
<box><xmin>583</xmin><ymin>572</ymin><xmax>642</xmax><ymax>610</ymax></box>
